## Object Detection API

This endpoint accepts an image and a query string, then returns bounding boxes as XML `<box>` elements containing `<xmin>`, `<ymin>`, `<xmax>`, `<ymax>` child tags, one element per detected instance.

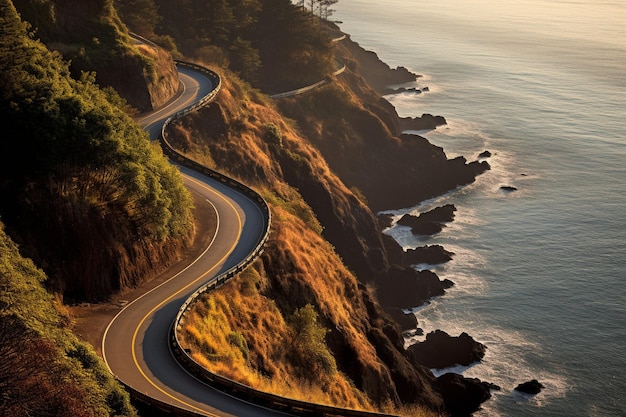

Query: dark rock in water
<box><xmin>383</xmin><ymin>235</ymin><xmax>454</xmax><ymax>269</ymax></box>
<box><xmin>385</xmin><ymin>307</ymin><xmax>418</xmax><ymax>331</ymax></box>
<box><xmin>422</xmin><ymin>86</ymin><xmax>430</xmax><ymax>92</ymax></box>
<box><xmin>401</xmin><ymin>217</ymin><xmax>444</xmax><ymax>236</ymax></box>
<box><xmin>414</xmin><ymin>327</ymin><xmax>424</xmax><ymax>336</ymax></box>
<box><xmin>397</xmin><ymin>204</ymin><xmax>456</xmax><ymax>236</ymax></box>
<box><xmin>478</xmin><ymin>150</ymin><xmax>491</xmax><ymax>158</ymax></box>
<box><xmin>500</xmin><ymin>185</ymin><xmax>518</xmax><ymax>192</ymax></box>
<box><xmin>398</xmin><ymin>113</ymin><xmax>447</xmax><ymax>131</ymax></box>
<box><xmin>415</xmin><ymin>204</ymin><xmax>456</xmax><ymax>223</ymax></box>
<box><xmin>376</xmin><ymin>266</ymin><xmax>450</xmax><ymax>309</ymax></box>
<box><xmin>407</xmin><ymin>330</ymin><xmax>487</xmax><ymax>369</ymax></box>
<box><xmin>515</xmin><ymin>379</ymin><xmax>544</xmax><ymax>395</ymax></box>
<box><xmin>404</xmin><ymin>244</ymin><xmax>454</xmax><ymax>266</ymax></box>
<box><xmin>442</xmin><ymin>278</ymin><xmax>455</xmax><ymax>289</ymax></box>
<box><xmin>435</xmin><ymin>373</ymin><xmax>493</xmax><ymax>417</ymax></box>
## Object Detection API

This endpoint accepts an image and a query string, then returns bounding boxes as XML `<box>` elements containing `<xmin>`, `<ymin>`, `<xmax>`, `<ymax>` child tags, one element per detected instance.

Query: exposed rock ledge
<box><xmin>397</xmin><ymin>204</ymin><xmax>457</xmax><ymax>236</ymax></box>
<box><xmin>435</xmin><ymin>373</ymin><xmax>495</xmax><ymax>417</ymax></box>
<box><xmin>399</xmin><ymin>113</ymin><xmax>447</xmax><ymax>131</ymax></box>
<box><xmin>408</xmin><ymin>330</ymin><xmax>487</xmax><ymax>369</ymax></box>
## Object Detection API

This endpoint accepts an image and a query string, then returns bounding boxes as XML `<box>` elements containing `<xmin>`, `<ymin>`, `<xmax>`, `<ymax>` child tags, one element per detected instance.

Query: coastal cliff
<box><xmin>165</xmin><ymin>27</ymin><xmax>491</xmax><ymax>415</ymax></box>
<box><xmin>0</xmin><ymin>0</ymin><xmax>494</xmax><ymax>415</ymax></box>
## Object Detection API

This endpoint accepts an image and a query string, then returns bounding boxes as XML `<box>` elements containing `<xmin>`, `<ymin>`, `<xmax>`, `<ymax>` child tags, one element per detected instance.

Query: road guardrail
<box><xmin>128</xmin><ymin>34</ymin><xmax>396</xmax><ymax>417</ymax></box>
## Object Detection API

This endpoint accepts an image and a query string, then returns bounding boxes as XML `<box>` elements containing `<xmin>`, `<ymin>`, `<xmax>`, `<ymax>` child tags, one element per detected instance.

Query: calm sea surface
<box><xmin>333</xmin><ymin>1</ymin><xmax>626</xmax><ymax>415</ymax></box>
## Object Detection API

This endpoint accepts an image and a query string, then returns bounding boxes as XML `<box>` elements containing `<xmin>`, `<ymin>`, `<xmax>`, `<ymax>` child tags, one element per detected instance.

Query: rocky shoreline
<box><xmin>354</xmin><ymin>37</ymin><xmax>550</xmax><ymax>414</ymax></box>
<box><xmin>340</xmin><ymin>32</ymin><xmax>502</xmax><ymax>414</ymax></box>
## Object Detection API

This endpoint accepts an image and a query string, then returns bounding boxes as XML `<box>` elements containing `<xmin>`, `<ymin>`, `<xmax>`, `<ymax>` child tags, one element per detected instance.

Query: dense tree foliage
<box><xmin>115</xmin><ymin>0</ymin><xmax>334</xmax><ymax>91</ymax></box>
<box><xmin>287</xmin><ymin>303</ymin><xmax>337</xmax><ymax>379</ymax></box>
<box><xmin>12</xmin><ymin>0</ymin><xmax>173</xmax><ymax>110</ymax></box>
<box><xmin>0</xmin><ymin>0</ymin><xmax>194</xmax><ymax>300</ymax></box>
<box><xmin>12</xmin><ymin>0</ymin><xmax>134</xmax><ymax>68</ymax></box>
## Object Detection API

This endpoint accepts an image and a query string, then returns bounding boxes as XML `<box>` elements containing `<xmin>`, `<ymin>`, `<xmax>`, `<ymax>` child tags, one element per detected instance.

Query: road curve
<box><xmin>102</xmin><ymin>64</ymin><xmax>284</xmax><ymax>417</ymax></box>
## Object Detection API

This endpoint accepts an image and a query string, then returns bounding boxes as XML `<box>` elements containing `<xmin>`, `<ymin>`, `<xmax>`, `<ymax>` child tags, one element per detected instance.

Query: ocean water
<box><xmin>333</xmin><ymin>1</ymin><xmax>626</xmax><ymax>416</ymax></box>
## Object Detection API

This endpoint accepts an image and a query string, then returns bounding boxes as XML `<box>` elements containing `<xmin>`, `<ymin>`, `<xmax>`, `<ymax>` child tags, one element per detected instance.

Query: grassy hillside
<box><xmin>1</xmin><ymin>0</ymin><xmax>491</xmax><ymax>415</ymax></box>
<box><xmin>180</xmin><ymin>209</ymin><xmax>441</xmax><ymax>417</ymax></box>
<box><xmin>0</xmin><ymin>220</ymin><xmax>137</xmax><ymax>416</ymax></box>
<box><xmin>165</xmin><ymin>68</ymin><xmax>447</xmax><ymax>414</ymax></box>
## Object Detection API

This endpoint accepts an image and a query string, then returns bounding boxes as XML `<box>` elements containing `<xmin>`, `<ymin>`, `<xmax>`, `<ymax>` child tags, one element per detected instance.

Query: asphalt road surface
<box><xmin>102</xmin><ymin>63</ymin><xmax>284</xmax><ymax>417</ymax></box>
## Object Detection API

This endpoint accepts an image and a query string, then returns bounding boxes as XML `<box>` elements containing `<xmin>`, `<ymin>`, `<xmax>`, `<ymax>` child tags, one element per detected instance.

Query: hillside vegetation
<box><xmin>116</xmin><ymin>0</ymin><xmax>334</xmax><ymax>93</ymax></box>
<box><xmin>0</xmin><ymin>0</ymin><xmax>491</xmax><ymax>415</ymax></box>
<box><xmin>0</xmin><ymin>223</ymin><xmax>137</xmax><ymax>417</ymax></box>
<box><xmin>13</xmin><ymin>0</ymin><xmax>178</xmax><ymax>111</ymax></box>
<box><xmin>1</xmin><ymin>0</ymin><xmax>194</xmax><ymax>302</ymax></box>
<box><xmin>0</xmin><ymin>1</ymin><xmax>196</xmax><ymax>414</ymax></box>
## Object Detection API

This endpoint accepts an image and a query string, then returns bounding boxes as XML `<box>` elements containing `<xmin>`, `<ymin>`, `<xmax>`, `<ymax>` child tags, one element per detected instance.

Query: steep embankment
<box><xmin>278</xmin><ymin>33</ymin><xmax>489</xmax><ymax>212</ymax></box>
<box><xmin>164</xmin><ymin>55</ymin><xmax>488</xmax><ymax>414</ymax></box>
<box><xmin>1</xmin><ymin>0</ymin><xmax>195</xmax><ymax>303</ymax></box>
<box><xmin>0</xmin><ymin>4</ymin><xmax>138</xmax><ymax>415</ymax></box>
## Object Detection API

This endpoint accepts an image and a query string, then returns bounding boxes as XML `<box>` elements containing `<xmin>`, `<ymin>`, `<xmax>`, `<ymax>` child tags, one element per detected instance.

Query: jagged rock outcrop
<box><xmin>405</xmin><ymin>245</ymin><xmax>455</xmax><ymax>266</ymax></box>
<box><xmin>408</xmin><ymin>330</ymin><xmax>487</xmax><ymax>369</ymax></box>
<box><xmin>377</xmin><ymin>267</ymin><xmax>453</xmax><ymax>309</ymax></box>
<box><xmin>515</xmin><ymin>379</ymin><xmax>544</xmax><ymax>395</ymax></box>
<box><xmin>397</xmin><ymin>204</ymin><xmax>457</xmax><ymax>236</ymax></box>
<box><xmin>435</xmin><ymin>373</ymin><xmax>493</xmax><ymax>417</ymax></box>
<box><xmin>381</xmin><ymin>232</ymin><xmax>454</xmax><ymax>267</ymax></box>
<box><xmin>335</xmin><ymin>33</ymin><xmax>419</xmax><ymax>93</ymax></box>
<box><xmin>399</xmin><ymin>113</ymin><xmax>447</xmax><ymax>131</ymax></box>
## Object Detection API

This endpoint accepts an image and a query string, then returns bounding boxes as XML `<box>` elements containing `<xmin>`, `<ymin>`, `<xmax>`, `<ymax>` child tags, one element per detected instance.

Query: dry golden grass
<box><xmin>179</xmin><ymin>247</ymin><xmax>376</xmax><ymax>411</ymax></box>
<box><xmin>180</xmin><ymin>207</ymin><xmax>442</xmax><ymax>416</ymax></box>
<box><xmin>171</xmin><ymin>69</ymin><xmax>443</xmax><ymax>417</ymax></box>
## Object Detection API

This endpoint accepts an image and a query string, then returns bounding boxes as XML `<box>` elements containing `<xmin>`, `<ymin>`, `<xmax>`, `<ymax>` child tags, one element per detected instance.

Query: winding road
<box><xmin>102</xmin><ymin>63</ymin><xmax>282</xmax><ymax>417</ymax></box>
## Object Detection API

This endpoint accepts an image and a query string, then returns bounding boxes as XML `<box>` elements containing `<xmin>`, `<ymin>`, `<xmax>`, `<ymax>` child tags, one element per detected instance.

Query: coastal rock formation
<box><xmin>404</xmin><ymin>245</ymin><xmax>455</xmax><ymax>266</ymax></box>
<box><xmin>397</xmin><ymin>204</ymin><xmax>457</xmax><ymax>236</ymax></box>
<box><xmin>287</xmin><ymin>33</ymin><xmax>491</xmax><ymax>212</ymax></box>
<box><xmin>377</xmin><ymin>267</ymin><xmax>453</xmax><ymax>309</ymax></box>
<box><xmin>381</xmin><ymin>233</ymin><xmax>453</xmax><ymax>268</ymax></box>
<box><xmin>399</xmin><ymin>113</ymin><xmax>447</xmax><ymax>131</ymax></box>
<box><xmin>435</xmin><ymin>373</ymin><xmax>493</xmax><ymax>417</ymax></box>
<box><xmin>515</xmin><ymin>379</ymin><xmax>544</xmax><ymax>395</ymax></box>
<box><xmin>408</xmin><ymin>330</ymin><xmax>487</xmax><ymax>369</ymax></box>
<box><xmin>336</xmin><ymin>35</ymin><xmax>419</xmax><ymax>93</ymax></box>
<box><xmin>386</xmin><ymin>307</ymin><xmax>419</xmax><ymax>331</ymax></box>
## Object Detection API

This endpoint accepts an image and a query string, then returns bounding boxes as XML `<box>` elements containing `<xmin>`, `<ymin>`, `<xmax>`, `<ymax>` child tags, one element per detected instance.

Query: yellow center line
<box><xmin>137</xmin><ymin>78</ymin><xmax>187</xmax><ymax>126</ymax></box>
<box><xmin>131</xmin><ymin>174</ymin><xmax>243</xmax><ymax>416</ymax></box>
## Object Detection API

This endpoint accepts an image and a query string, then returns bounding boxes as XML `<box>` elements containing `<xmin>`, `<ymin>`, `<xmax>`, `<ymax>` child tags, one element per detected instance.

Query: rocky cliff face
<box><xmin>165</xmin><ymin>41</ymin><xmax>491</xmax><ymax>410</ymax></box>
<box><xmin>277</xmin><ymin>37</ymin><xmax>489</xmax><ymax>212</ymax></box>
